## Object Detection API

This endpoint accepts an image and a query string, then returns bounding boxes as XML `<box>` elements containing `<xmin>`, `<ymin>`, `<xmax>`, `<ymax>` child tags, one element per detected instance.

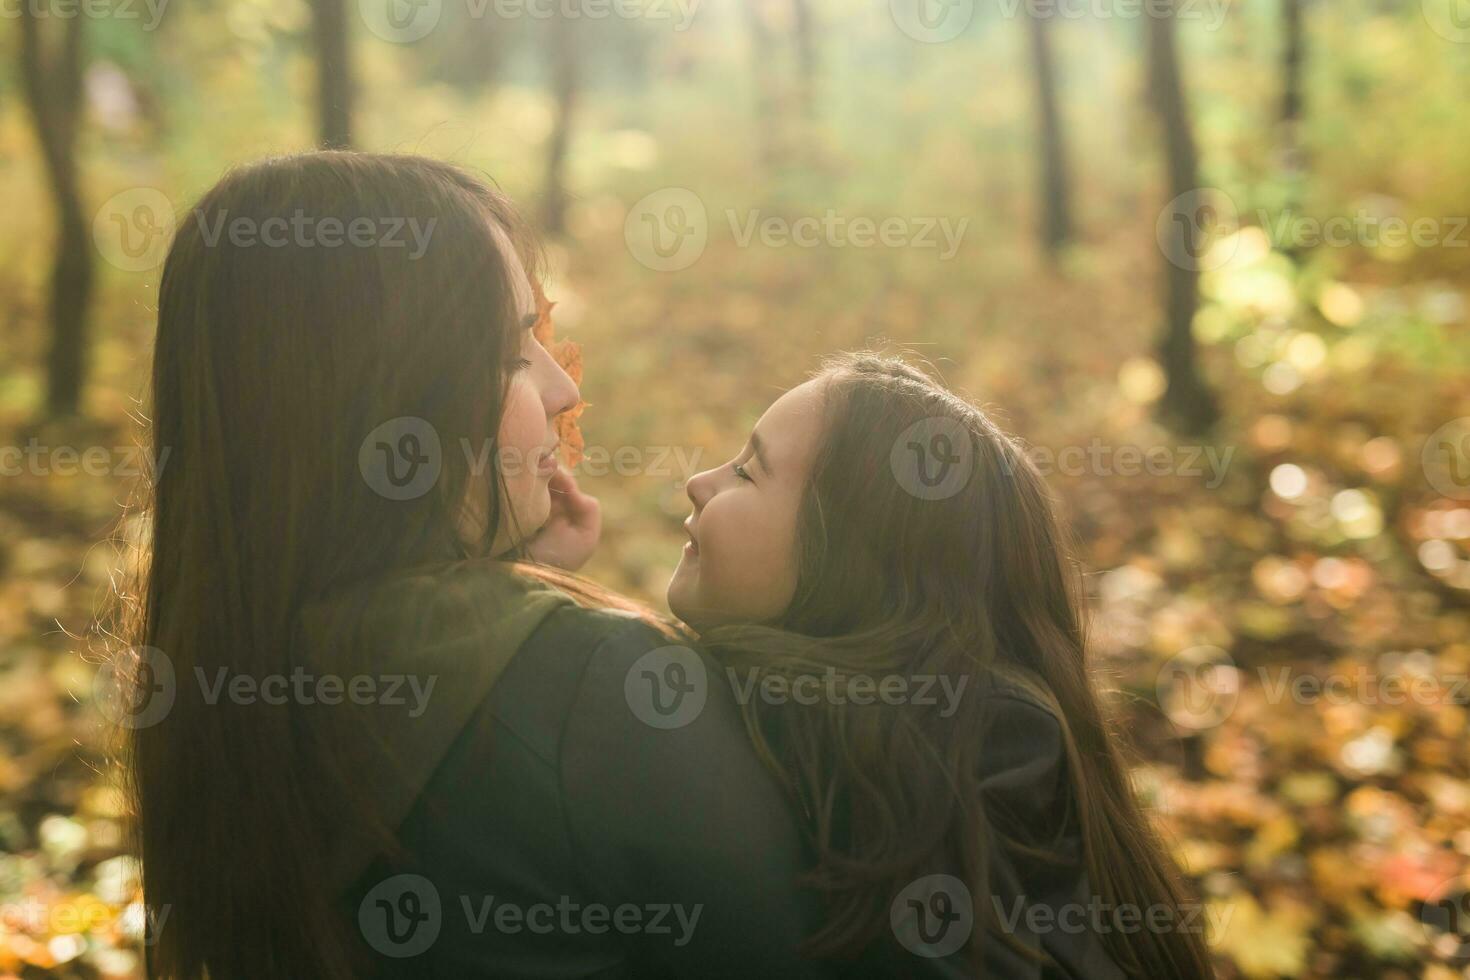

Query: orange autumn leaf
<box><xmin>531</xmin><ymin>279</ymin><xmax>586</xmax><ymax>467</ymax></box>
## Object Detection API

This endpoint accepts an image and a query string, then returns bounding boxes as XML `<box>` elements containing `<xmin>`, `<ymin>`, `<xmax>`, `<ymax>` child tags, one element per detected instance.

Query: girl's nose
<box><xmin>685</xmin><ymin>466</ymin><xmax>716</xmax><ymax>510</ymax></box>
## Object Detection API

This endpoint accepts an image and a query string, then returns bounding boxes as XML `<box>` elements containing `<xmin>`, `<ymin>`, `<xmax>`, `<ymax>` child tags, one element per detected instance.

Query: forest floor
<box><xmin>0</xmin><ymin>209</ymin><xmax>1467</xmax><ymax>978</ymax></box>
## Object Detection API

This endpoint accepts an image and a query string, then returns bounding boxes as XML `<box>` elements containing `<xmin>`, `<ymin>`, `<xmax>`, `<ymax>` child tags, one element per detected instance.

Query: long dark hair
<box><xmin>702</xmin><ymin>352</ymin><xmax>1214</xmax><ymax>978</ymax></box>
<box><xmin>110</xmin><ymin>151</ymin><xmax>658</xmax><ymax>979</ymax></box>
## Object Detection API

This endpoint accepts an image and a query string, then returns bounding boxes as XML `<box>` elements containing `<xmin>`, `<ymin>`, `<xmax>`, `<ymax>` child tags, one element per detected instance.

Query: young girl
<box><xmin>668</xmin><ymin>352</ymin><xmax>1216</xmax><ymax>978</ymax></box>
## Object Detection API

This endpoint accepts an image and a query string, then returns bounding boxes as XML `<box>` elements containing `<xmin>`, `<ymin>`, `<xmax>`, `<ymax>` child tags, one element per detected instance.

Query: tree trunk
<box><xmin>1146</xmin><ymin>0</ymin><xmax>1219</xmax><ymax>436</ymax></box>
<box><xmin>1280</xmin><ymin>0</ymin><xmax>1303</xmax><ymax>130</ymax></box>
<box><xmin>744</xmin><ymin>0</ymin><xmax>782</xmax><ymax>173</ymax></box>
<box><xmin>1279</xmin><ymin>0</ymin><xmax>1306</xmax><ymax>259</ymax></box>
<box><xmin>790</xmin><ymin>0</ymin><xmax>817</xmax><ymax>123</ymax></box>
<box><xmin>19</xmin><ymin>5</ymin><xmax>93</xmax><ymax>417</ymax></box>
<box><xmin>310</xmin><ymin>0</ymin><xmax>353</xmax><ymax>149</ymax></box>
<box><xmin>542</xmin><ymin>15</ymin><xmax>579</xmax><ymax>236</ymax></box>
<box><xmin>1027</xmin><ymin>6</ymin><xmax>1073</xmax><ymax>259</ymax></box>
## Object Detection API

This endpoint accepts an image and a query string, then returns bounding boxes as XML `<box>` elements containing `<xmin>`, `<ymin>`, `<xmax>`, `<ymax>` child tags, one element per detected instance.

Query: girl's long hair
<box><xmin>702</xmin><ymin>352</ymin><xmax>1214</xmax><ymax>978</ymax></box>
<box><xmin>110</xmin><ymin>151</ymin><xmax>660</xmax><ymax>979</ymax></box>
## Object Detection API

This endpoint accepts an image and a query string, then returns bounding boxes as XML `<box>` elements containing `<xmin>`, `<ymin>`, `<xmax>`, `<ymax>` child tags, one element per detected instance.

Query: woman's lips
<box><xmin>683</xmin><ymin>518</ymin><xmax>699</xmax><ymax>557</ymax></box>
<box><xmin>537</xmin><ymin>444</ymin><xmax>560</xmax><ymax>476</ymax></box>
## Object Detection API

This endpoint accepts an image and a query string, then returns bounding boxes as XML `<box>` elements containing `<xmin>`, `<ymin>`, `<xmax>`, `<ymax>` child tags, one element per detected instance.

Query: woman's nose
<box><xmin>541</xmin><ymin>356</ymin><xmax>580</xmax><ymax>419</ymax></box>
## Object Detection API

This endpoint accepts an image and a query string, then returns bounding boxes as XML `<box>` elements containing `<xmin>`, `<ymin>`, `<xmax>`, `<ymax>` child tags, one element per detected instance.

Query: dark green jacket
<box><xmin>300</xmin><ymin>560</ymin><xmax>829</xmax><ymax>978</ymax></box>
<box><xmin>301</xmin><ymin>560</ymin><xmax>1124</xmax><ymax>979</ymax></box>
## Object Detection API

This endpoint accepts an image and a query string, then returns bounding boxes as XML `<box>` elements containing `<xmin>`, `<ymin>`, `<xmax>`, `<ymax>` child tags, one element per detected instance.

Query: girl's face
<box><xmin>668</xmin><ymin>378</ymin><xmax>828</xmax><ymax>629</ymax></box>
<box><xmin>465</xmin><ymin>229</ymin><xmax>581</xmax><ymax>554</ymax></box>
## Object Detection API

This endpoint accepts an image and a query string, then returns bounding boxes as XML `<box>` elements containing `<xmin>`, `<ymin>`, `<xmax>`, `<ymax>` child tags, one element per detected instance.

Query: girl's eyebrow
<box><xmin>750</xmin><ymin>429</ymin><xmax>774</xmax><ymax>476</ymax></box>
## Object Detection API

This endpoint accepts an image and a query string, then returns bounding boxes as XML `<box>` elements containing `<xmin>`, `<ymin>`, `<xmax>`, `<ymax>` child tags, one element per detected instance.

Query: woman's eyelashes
<box><xmin>732</xmin><ymin>460</ymin><xmax>754</xmax><ymax>483</ymax></box>
<box><xmin>510</xmin><ymin>329</ymin><xmax>537</xmax><ymax>371</ymax></box>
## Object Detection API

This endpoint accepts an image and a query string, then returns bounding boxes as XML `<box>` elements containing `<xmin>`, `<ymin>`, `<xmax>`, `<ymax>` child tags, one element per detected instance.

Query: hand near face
<box><xmin>525</xmin><ymin>465</ymin><xmax>601</xmax><ymax>571</ymax></box>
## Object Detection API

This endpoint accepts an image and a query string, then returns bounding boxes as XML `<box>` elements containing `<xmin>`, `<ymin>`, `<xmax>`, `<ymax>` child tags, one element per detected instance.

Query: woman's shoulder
<box><xmin>483</xmin><ymin>601</ymin><xmax>691</xmax><ymax>763</ymax></box>
<box><xmin>402</xmin><ymin>602</ymin><xmax>830</xmax><ymax>975</ymax></box>
<box><xmin>486</xmin><ymin>600</ymin><xmax>746</xmax><ymax>783</ymax></box>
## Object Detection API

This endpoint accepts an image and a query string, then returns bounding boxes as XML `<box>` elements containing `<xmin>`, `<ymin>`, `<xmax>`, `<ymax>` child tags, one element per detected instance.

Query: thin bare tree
<box><xmin>790</xmin><ymin>0</ymin><xmax>817</xmax><ymax>122</ymax></box>
<box><xmin>1027</xmin><ymin>3</ymin><xmax>1073</xmax><ymax>259</ymax></box>
<box><xmin>1279</xmin><ymin>0</ymin><xmax>1307</xmax><ymax>261</ymax></box>
<box><xmin>542</xmin><ymin>13</ymin><xmax>580</xmax><ymax>236</ymax></box>
<box><xmin>310</xmin><ymin>0</ymin><xmax>354</xmax><ymax>148</ymax></box>
<box><xmin>744</xmin><ymin>0</ymin><xmax>784</xmax><ymax>172</ymax></box>
<box><xmin>19</xmin><ymin>5</ymin><xmax>93</xmax><ymax>416</ymax></box>
<box><xmin>1147</xmin><ymin>0</ymin><xmax>1219</xmax><ymax>435</ymax></box>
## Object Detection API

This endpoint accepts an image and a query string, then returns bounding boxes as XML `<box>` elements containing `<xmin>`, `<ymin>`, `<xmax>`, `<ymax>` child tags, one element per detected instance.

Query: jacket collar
<box><xmin>295</xmin><ymin>559</ymin><xmax>574</xmax><ymax>895</ymax></box>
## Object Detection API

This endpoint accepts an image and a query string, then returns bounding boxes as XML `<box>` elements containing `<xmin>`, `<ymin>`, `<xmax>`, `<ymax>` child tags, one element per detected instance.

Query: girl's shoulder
<box><xmin>970</xmin><ymin>669</ymin><xmax>1077</xmax><ymax>850</ymax></box>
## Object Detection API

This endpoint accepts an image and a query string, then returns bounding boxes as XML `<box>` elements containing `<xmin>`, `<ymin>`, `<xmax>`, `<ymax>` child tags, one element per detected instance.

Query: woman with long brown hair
<box><xmin>114</xmin><ymin>151</ymin><xmax>831</xmax><ymax>978</ymax></box>
<box><xmin>669</xmin><ymin>352</ymin><xmax>1218</xmax><ymax>978</ymax></box>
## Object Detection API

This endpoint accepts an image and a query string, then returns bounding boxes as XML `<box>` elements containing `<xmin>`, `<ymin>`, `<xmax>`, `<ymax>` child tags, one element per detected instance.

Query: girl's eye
<box><xmin>732</xmin><ymin>462</ymin><xmax>753</xmax><ymax>482</ymax></box>
<box><xmin>513</xmin><ymin>357</ymin><xmax>533</xmax><ymax>371</ymax></box>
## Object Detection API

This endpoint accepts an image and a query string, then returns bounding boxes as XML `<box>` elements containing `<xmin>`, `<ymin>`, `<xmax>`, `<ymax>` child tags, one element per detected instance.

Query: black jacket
<box><xmin>318</xmin><ymin>563</ymin><xmax>1124</xmax><ymax>978</ymax></box>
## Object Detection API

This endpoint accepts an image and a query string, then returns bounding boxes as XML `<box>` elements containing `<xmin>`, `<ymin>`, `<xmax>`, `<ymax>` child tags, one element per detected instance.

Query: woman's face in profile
<box><xmin>461</xmin><ymin>225</ymin><xmax>580</xmax><ymax>554</ymax></box>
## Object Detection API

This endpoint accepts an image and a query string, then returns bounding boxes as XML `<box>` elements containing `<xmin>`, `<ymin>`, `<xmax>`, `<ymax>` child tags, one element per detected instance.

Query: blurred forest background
<box><xmin>2</xmin><ymin>0</ymin><xmax>1470</xmax><ymax>976</ymax></box>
